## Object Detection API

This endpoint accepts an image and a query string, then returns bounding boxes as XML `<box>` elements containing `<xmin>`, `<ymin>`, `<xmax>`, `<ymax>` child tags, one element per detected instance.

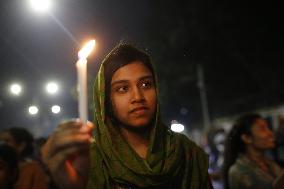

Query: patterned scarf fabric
<box><xmin>87</xmin><ymin>58</ymin><xmax>211</xmax><ymax>189</ymax></box>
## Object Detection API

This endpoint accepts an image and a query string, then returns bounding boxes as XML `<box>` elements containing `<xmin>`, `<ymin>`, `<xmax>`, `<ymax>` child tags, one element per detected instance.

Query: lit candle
<box><xmin>76</xmin><ymin>39</ymin><xmax>96</xmax><ymax>125</ymax></box>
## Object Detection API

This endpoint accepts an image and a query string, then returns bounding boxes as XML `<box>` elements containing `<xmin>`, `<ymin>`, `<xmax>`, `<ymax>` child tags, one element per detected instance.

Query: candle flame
<box><xmin>78</xmin><ymin>39</ymin><xmax>96</xmax><ymax>60</ymax></box>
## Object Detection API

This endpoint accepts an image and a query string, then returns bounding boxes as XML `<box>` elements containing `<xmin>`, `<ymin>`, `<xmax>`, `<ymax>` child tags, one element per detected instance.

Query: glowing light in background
<box><xmin>180</xmin><ymin>107</ymin><xmax>188</xmax><ymax>115</ymax></box>
<box><xmin>51</xmin><ymin>105</ymin><xmax>61</xmax><ymax>114</ymax></box>
<box><xmin>10</xmin><ymin>83</ymin><xmax>22</xmax><ymax>96</ymax></box>
<box><xmin>29</xmin><ymin>0</ymin><xmax>52</xmax><ymax>13</ymax></box>
<box><xmin>170</xmin><ymin>120</ymin><xmax>185</xmax><ymax>133</ymax></box>
<box><xmin>28</xmin><ymin>106</ymin><xmax>39</xmax><ymax>115</ymax></box>
<box><xmin>46</xmin><ymin>82</ymin><xmax>59</xmax><ymax>94</ymax></box>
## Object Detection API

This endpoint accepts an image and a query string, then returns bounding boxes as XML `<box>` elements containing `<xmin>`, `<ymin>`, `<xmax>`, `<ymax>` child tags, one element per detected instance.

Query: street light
<box><xmin>46</xmin><ymin>82</ymin><xmax>59</xmax><ymax>95</ymax></box>
<box><xmin>51</xmin><ymin>105</ymin><xmax>61</xmax><ymax>114</ymax></box>
<box><xmin>29</xmin><ymin>0</ymin><xmax>52</xmax><ymax>13</ymax></box>
<box><xmin>10</xmin><ymin>83</ymin><xmax>22</xmax><ymax>96</ymax></box>
<box><xmin>28</xmin><ymin>105</ymin><xmax>39</xmax><ymax>115</ymax></box>
<box><xmin>171</xmin><ymin>121</ymin><xmax>185</xmax><ymax>133</ymax></box>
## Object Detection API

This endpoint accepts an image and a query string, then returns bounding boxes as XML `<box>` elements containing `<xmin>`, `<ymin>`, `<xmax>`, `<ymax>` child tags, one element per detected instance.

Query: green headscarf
<box><xmin>87</xmin><ymin>44</ymin><xmax>211</xmax><ymax>189</ymax></box>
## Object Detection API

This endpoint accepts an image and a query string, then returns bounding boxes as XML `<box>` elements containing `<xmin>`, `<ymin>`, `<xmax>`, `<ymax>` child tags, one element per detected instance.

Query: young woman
<box><xmin>42</xmin><ymin>43</ymin><xmax>212</xmax><ymax>189</ymax></box>
<box><xmin>223</xmin><ymin>113</ymin><xmax>284</xmax><ymax>189</ymax></box>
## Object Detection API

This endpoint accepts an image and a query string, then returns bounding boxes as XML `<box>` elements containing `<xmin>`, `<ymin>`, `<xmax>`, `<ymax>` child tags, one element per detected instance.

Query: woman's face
<box><xmin>0</xmin><ymin>132</ymin><xmax>21</xmax><ymax>155</ymax></box>
<box><xmin>249</xmin><ymin>118</ymin><xmax>275</xmax><ymax>150</ymax></box>
<box><xmin>110</xmin><ymin>61</ymin><xmax>157</xmax><ymax>128</ymax></box>
<box><xmin>0</xmin><ymin>132</ymin><xmax>17</xmax><ymax>149</ymax></box>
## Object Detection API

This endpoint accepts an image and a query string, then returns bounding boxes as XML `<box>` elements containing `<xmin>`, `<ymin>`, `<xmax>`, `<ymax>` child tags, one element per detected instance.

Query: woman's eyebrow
<box><xmin>111</xmin><ymin>75</ymin><xmax>154</xmax><ymax>86</ymax></box>
<box><xmin>111</xmin><ymin>80</ymin><xmax>128</xmax><ymax>87</ymax></box>
<box><xmin>139</xmin><ymin>75</ymin><xmax>154</xmax><ymax>80</ymax></box>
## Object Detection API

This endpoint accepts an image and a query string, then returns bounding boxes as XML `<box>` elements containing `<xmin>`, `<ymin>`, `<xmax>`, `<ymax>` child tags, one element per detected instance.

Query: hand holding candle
<box><xmin>76</xmin><ymin>40</ymin><xmax>96</xmax><ymax>125</ymax></box>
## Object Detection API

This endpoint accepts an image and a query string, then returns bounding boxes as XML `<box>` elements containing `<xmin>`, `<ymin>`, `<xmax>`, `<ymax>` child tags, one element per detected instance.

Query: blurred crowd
<box><xmin>1</xmin><ymin>112</ymin><xmax>284</xmax><ymax>189</ymax></box>
<box><xmin>0</xmin><ymin>127</ymin><xmax>55</xmax><ymax>189</ymax></box>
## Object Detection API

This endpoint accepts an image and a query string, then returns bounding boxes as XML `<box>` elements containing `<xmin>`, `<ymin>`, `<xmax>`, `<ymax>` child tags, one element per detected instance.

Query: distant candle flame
<box><xmin>78</xmin><ymin>40</ymin><xmax>96</xmax><ymax>60</ymax></box>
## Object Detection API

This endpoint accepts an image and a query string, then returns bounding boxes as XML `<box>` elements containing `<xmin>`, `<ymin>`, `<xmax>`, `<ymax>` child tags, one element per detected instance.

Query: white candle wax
<box><xmin>76</xmin><ymin>58</ymin><xmax>88</xmax><ymax>125</ymax></box>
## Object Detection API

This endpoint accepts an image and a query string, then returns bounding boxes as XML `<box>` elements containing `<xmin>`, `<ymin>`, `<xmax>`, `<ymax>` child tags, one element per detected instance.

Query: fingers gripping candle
<box><xmin>76</xmin><ymin>40</ymin><xmax>96</xmax><ymax>125</ymax></box>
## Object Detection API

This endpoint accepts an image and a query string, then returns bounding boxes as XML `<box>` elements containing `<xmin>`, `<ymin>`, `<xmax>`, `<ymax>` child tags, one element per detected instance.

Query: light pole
<box><xmin>197</xmin><ymin>64</ymin><xmax>211</xmax><ymax>129</ymax></box>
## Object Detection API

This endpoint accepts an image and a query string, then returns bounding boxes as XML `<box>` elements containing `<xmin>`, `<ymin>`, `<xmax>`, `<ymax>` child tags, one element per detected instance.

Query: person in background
<box><xmin>274</xmin><ymin>120</ymin><xmax>284</xmax><ymax>167</ymax></box>
<box><xmin>42</xmin><ymin>42</ymin><xmax>213</xmax><ymax>189</ymax></box>
<box><xmin>0</xmin><ymin>142</ymin><xmax>18</xmax><ymax>189</ymax></box>
<box><xmin>0</xmin><ymin>127</ymin><xmax>48</xmax><ymax>189</ymax></box>
<box><xmin>206</xmin><ymin>127</ymin><xmax>225</xmax><ymax>189</ymax></box>
<box><xmin>223</xmin><ymin>113</ymin><xmax>284</xmax><ymax>189</ymax></box>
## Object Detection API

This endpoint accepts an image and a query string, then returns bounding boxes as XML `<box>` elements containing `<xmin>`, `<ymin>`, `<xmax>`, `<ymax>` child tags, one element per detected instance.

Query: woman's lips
<box><xmin>130</xmin><ymin>107</ymin><xmax>148</xmax><ymax>115</ymax></box>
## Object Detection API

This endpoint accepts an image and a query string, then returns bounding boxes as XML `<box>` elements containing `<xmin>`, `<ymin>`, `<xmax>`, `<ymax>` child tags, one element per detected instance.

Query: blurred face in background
<box><xmin>244</xmin><ymin>118</ymin><xmax>275</xmax><ymax>151</ymax></box>
<box><xmin>214</xmin><ymin>132</ymin><xmax>225</xmax><ymax>152</ymax></box>
<box><xmin>0</xmin><ymin>132</ymin><xmax>22</xmax><ymax>155</ymax></box>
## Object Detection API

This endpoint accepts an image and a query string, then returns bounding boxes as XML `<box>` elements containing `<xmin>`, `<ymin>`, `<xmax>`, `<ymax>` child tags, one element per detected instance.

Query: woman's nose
<box><xmin>131</xmin><ymin>87</ymin><xmax>145</xmax><ymax>103</ymax></box>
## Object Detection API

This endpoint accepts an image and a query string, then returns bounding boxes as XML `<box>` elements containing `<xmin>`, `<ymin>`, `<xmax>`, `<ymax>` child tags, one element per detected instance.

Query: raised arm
<box><xmin>41</xmin><ymin>121</ymin><xmax>94</xmax><ymax>189</ymax></box>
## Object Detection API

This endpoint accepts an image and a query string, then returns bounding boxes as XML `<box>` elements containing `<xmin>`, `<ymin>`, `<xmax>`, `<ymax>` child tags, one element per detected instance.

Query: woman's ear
<box><xmin>241</xmin><ymin>134</ymin><xmax>252</xmax><ymax>144</ymax></box>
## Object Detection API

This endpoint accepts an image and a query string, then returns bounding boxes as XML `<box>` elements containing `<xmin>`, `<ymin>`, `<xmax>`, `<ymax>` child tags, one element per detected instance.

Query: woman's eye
<box><xmin>116</xmin><ymin>86</ymin><xmax>128</xmax><ymax>93</ymax></box>
<box><xmin>141</xmin><ymin>81</ymin><xmax>153</xmax><ymax>89</ymax></box>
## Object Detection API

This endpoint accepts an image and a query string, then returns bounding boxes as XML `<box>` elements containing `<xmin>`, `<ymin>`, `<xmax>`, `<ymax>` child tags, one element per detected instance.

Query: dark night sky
<box><xmin>0</xmin><ymin>0</ymin><xmax>283</xmax><ymax>136</ymax></box>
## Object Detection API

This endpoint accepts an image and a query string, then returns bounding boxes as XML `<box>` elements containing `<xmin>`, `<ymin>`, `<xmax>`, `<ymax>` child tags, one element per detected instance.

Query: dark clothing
<box><xmin>229</xmin><ymin>154</ymin><xmax>282</xmax><ymax>189</ymax></box>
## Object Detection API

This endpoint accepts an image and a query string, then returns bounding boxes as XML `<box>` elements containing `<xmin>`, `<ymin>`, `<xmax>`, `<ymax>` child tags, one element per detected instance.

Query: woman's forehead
<box><xmin>252</xmin><ymin>118</ymin><xmax>268</xmax><ymax>129</ymax></box>
<box><xmin>111</xmin><ymin>61</ymin><xmax>153</xmax><ymax>82</ymax></box>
